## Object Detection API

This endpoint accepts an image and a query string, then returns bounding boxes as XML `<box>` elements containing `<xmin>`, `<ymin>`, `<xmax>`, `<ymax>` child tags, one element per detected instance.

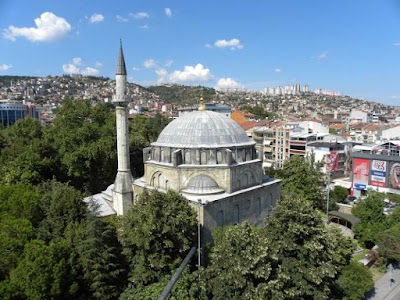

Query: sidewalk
<box><xmin>364</xmin><ymin>266</ymin><xmax>400</xmax><ymax>300</ymax></box>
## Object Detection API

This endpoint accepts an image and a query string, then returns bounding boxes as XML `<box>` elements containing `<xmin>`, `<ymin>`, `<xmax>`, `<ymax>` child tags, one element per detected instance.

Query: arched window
<box><xmin>233</xmin><ymin>205</ymin><xmax>239</xmax><ymax>224</ymax></box>
<box><xmin>243</xmin><ymin>173</ymin><xmax>249</xmax><ymax>187</ymax></box>
<box><xmin>255</xmin><ymin>198</ymin><xmax>261</xmax><ymax>217</ymax></box>
<box><xmin>165</xmin><ymin>180</ymin><xmax>169</xmax><ymax>190</ymax></box>
<box><xmin>158</xmin><ymin>173</ymin><xmax>165</xmax><ymax>189</ymax></box>
<box><xmin>217</xmin><ymin>210</ymin><xmax>224</xmax><ymax>227</ymax></box>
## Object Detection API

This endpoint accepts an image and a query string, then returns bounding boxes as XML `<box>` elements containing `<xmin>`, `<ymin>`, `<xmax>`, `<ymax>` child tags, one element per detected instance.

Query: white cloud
<box><xmin>62</xmin><ymin>63</ymin><xmax>80</xmax><ymax>74</ymax></box>
<box><xmin>0</xmin><ymin>64</ymin><xmax>12</xmax><ymax>71</ymax></box>
<box><xmin>394</xmin><ymin>42</ymin><xmax>400</xmax><ymax>47</ymax></box>
<box><xmin>62</xmin><ymin>58</ymin><xmax>99</xmax><ymax>75</ymax></box>
<box><xmin>274</xmin><ymin>68</ymin><xmax>282</xmax><ymax>73</ymax></box>
<box><xmin>204</xmin><ymin>43</ymin><xmax>212</xmax><ymax>48</ymax></box>
<box><xmin>72</xmin><ymin>57</ymin><xmax>83</xmax><ymax>66</ymax></box>
<box><xmin>156</xmin><ymin>68</ymin><xmax>168</xmax><ymax>77</ymax></box>
<box><xmin>165</xmin><ymin>8</ymin><xmax>172</xmax><ymax>17</ymax></box>
<box><xmin>81</xmin><ymin>67</ymin><xmax>99</xmax><ymax>76</ymax></box>
<box><xmin>116</xmin><ymin>15</ymin><xmax>128</xmax><ymax>23</ymax></box>
<box><xmin>132</xmin><ymin>67</ymin><xmax>140</xmax><ymax>71</ymax></box>
<box><xmin>130</xmin><ymin>12</ymin><xmax>149</xmax><ymax>19</ymax></box>
<box><xmin>3</xmin><ymin>12</ymin><xmax>71</xmax><ymax>42</ymax></box>
<box><xmin>164</xmin><ymin>59</ymin><xmax>173</xmax><ymax>67</ymax></box>
<box><xmin>89</xmin><ymin>13</ymin><xmax>104</xmax><ymax>24</ymax></box>
<box><xmin>95</xmin><ymin>61</ymin><xmax>103</xmax><ymax>68</ymax></box>
<box><xmin>144</xmin><ymin>59</ymin><xmax>157</xmax><ymax>68</ymax></box>
<box><xmin>215</xmin><ymin>78</ymin><xmax>243</xmax><ymax>91</ymax></box>
<box><xmin>157</xmin><ymin>64</ymin><xmax>213</xmax><ymax>83</ymax></box>
<box><xmin>214</xmin><ymin>38</ymin><xmax>243</xmax><ymax>50</ymax></box>
<box><xmin>140</xmin><ymin>24</ymin><xmax>149</xmax><ymax>30</ymax></box>
<box><xmin>318</xmin><ymin>51</ymin><xmax>328</xmax><ymax>60</ymax></box>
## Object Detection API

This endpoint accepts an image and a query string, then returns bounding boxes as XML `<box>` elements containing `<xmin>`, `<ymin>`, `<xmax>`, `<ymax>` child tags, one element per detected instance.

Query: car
<box><xmin>346</xmin><ymin>195</ymin><xmax>357</xmax><ymax>204</ymax></box>
<box><xmin>383</xmin><ymin>204</ymin><xmax>398</xmax><ymax>215</ymax></box>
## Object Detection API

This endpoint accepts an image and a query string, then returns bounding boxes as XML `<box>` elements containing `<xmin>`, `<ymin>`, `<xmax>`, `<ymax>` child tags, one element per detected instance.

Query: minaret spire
<box><xmin>112</xmin><ymin>40</ymin><xmax>133</xmax><ymax>215</ymax></box>
<box><xmin>116</xmin><ymin>39</ymin><xmax>127</xmax><ymax>75</ymax></box>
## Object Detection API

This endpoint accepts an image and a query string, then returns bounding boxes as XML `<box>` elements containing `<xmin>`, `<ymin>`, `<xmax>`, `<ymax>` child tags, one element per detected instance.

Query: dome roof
<box><xmin>182</xmin><ymin>175</ymin><xmax>224</xmax><ymax>195</ymax></box>
<box><xmin>152</xmin><ymin>110</ymin><xmax>254</xmax><ymax>148</ymax></box>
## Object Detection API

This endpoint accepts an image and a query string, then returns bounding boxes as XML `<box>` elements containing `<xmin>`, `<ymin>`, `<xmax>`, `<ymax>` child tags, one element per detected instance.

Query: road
<box><xmin>364</xmin><ymin>266</ymin><xmax>400</xmax><ymax>300</ymax></box>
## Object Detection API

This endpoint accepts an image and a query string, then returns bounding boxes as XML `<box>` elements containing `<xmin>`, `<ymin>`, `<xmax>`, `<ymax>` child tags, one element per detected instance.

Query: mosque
<box><xmin>86</xmin><ymin>43</ymin><xmax>281</xmax><ymax>242</ymax></box>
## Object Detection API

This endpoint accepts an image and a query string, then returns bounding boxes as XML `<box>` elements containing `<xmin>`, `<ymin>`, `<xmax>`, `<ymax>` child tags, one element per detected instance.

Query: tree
<box><xmin>9</xmin><ymin>239</ymin><xmax>77</xmax><ymax>300</ymax></box>
<box><xmin>0</xmin><ymin>215</ymin><xmax>34</xmax><ymax>280</ymax></box>
<box><xmin>0</xmin><ymin>183</ymin><xmax>43</xmax><ymax>227</ymax></box>
<box><xmin>203</xmin><ymin>223</ymin><xmax>279</xmax><ymax>300</ymax></box>
<box><xmin>0</xmin><ymin>117</ymin><xmax>58</xmax><ymax>186</ymax></box>
<box><xmin>118</xmin><ymin>190</ymin><xmax>197</xmax><ymax>288</ymax></box>
<box><xmin>336</xmin><ymin>261</ymin><xmax>374</xmax><ymax>300</ymax></box>
<box><xmin>48</xmin><ymin>99</ymin><xmax>118</xmax><ymax>193</ymax></box>
<box><xmin>264</xmin><ymin>195</ymin><xmax>355</xmax><ymax>299</ymax></box>
<box><xmin>276</xmin><ymin>155</ymin><xmax>325</xmax><ymax>210</ymax></box>
<box><xmin>378</xmin><ymin>223</ymin><xmax>400</xmax><ymax>263</ymax></box>
<box><xmin>352</xmin><ymin>192</ymin><xmax>388</xmax><ymax>248</ymax></box>
<box><xmin>65</xmin><ymin>216</ymin><xmax>128</xmax><ymax>300</ymax></box>
<box><xmin>37</xmin><ymin>180</ymin><xmax>87</xmax><ymax>243</ymax></box>
<box><xmin>330</xmin><ymin>186</ymin><xmax>349</xmax><ymax>204</ymax></box>
<box><xmin>120</xmin><ymin>269</ymin><xmax>200</xmax><ymax>300</ymax></box>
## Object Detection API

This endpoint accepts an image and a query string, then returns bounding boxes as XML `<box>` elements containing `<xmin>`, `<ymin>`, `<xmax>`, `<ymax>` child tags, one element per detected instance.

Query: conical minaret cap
<box><xmin>116</xmin><ymin>40</ymin><xmax>127</xmax><ymax>75</ymax></box>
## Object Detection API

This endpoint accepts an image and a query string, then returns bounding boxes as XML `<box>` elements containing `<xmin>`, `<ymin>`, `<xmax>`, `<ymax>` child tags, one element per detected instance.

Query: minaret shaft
<box><xmin>112</xmin><ymin>41</ymin><xmax>133</xmax><ymax>216</ymax></box>
<box><xmin>116</xmin><ymin>105</ymin><xmax>130</xmax><ymax>171</ymax></box>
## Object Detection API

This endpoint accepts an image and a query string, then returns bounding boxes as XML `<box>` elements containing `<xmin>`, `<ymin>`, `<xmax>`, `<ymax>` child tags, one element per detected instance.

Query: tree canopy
<box><xmin>118</xmin><ymin>189</ymin><xmax>197</xmax><ymax>289</ymax></box>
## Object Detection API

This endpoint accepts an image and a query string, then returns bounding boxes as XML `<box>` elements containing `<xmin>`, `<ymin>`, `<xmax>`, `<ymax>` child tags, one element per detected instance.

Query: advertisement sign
<box><xmin>329</xmin><ymin>151</ymin><xmax>339</xmax><ymax>171</ymax></box>
<box><xmin>389</xmin><ymin>162</ymin><xmax>400</xmax><ymax>190</ymax></box>
<box><xmin>353</xmin><ymin>158</ymin><xmax>370</xmax><ymax>190</ymax></box>
<box><xmin>371</xmin><ymin>160</ymin><xmax>387</xmax><ymax>188</ymax></box>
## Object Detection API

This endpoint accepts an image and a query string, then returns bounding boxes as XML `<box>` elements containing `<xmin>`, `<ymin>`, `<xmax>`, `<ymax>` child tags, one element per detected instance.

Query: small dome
<box><xmin>152</xmin><ymin>110</ymin><xmax>254</xmax><ymax>148</ymax></box>
<box><xmin>182</xmin><ymin>175</ymin><xmax>224</xmax><ymax>195</ymax></box>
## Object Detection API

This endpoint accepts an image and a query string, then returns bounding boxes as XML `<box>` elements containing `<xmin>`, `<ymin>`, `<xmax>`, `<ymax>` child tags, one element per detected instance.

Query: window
<box><xmin>233</xmin><ymin>205</ymin><xmax>239</xmax><ymax>224</ymax></box>
<box><xmin>201</xmin><ymin>151</ymin><xmax>207</xmax><ymax>165</ymax></box>
<box><xmin>217</xmin><ymin>210</ymin><xmax>224</xmax><ymax>226</ymax></box>
<box><xmin>255</xmin><ymin>198</ymin><xmax>261</xmax><ymax>217</ymax></box>
<box><xmin>217</xmin><ymin>151</ymin><xmax>223</xmax><ymax>164</ymax></box>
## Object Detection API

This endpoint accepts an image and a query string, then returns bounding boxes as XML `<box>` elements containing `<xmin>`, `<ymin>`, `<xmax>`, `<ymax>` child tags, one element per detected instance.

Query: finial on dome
<box><xmin>198</xmin><ymin>91</ymin><xmax>206</xmax><ymax>111</ymax></box>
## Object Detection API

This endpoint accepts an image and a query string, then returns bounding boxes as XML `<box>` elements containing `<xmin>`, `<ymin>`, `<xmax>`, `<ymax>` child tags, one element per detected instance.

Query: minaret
<box><xmin>112</xmin><ymin>40</ymin><xmax>133</xmax><ymax>215</ymax></box>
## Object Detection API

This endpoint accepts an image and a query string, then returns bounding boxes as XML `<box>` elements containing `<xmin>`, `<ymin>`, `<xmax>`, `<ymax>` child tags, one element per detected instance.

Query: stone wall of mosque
<box><xmin>189</xmin><ymin>180</ymin><xmax>281</xmax><ymax>243</ymax></box>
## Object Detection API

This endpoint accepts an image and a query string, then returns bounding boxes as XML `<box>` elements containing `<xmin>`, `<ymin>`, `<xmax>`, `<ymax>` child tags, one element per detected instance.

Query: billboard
<box><xmin>370</xmin><ymin>160</ymin><xmax>387</xmax><ymax>188</ymax></box>
<box><xmin>329</xmin><ymin>151</ymin><xmax>339</xmax><ymax>171</ymax></box>
<box><xmin>353</xmin><ymin>158</ymin><xmax>370</xmax><ymax>190</ymax></box>
<box><xmin>389</xmin><ymin>162</ymin><xmax>400</xmax><ymax>190</ymax></box>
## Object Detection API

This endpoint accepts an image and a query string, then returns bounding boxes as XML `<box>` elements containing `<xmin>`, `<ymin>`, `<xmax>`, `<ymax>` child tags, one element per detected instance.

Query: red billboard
<box><xmin>353</xmin><ymin>158</ymin><xmax>370</xmax><ymax>190</ymax></box>
<box><xmin>329</xmin><ymin>151</ymin><xmax>339</xmax><ymax>171</ymax></box>
<box><xmin>389</xmin><ymin>162</ymin><xmax>400</xmax><ymax>190</ymax></box>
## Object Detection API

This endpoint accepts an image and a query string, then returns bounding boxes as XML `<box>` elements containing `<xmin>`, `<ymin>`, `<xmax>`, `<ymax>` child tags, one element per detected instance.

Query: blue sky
<box><xmin>1</xmin><ymin>0</ymin><xmax>400</xmax><ymax>105</ymax></box>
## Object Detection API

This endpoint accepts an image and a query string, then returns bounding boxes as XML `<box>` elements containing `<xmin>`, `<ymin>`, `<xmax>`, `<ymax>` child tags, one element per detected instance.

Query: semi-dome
<box><xmin>182</xmin><ymin>175</ymin><xmax>225</xmax><ymax>195</ymax></box>
<box><xmin>152</xmin><ymin>110</ymin><xmax>254</xmax><ymax>148</ymax></box>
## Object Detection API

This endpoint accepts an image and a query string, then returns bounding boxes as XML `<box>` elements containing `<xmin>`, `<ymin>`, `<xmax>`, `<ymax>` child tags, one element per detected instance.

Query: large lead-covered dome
<box><xmin>152</xmin><ymin>110</ymin><xmax>254</xmax><ymax>148</ymax></box>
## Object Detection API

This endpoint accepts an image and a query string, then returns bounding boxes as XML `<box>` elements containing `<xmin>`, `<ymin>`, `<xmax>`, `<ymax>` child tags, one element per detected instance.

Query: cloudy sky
<box><xmin>1</xmin><ymin>0</ymin><xmax>400</xmax><ymax>105</ymax></box>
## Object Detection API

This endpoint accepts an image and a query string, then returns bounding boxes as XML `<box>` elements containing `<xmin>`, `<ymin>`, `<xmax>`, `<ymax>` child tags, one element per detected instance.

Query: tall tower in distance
<box><xmin>112</xmin><ymin>40</ymin><xmax>133</xmax><ymax>215</ymax></box>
